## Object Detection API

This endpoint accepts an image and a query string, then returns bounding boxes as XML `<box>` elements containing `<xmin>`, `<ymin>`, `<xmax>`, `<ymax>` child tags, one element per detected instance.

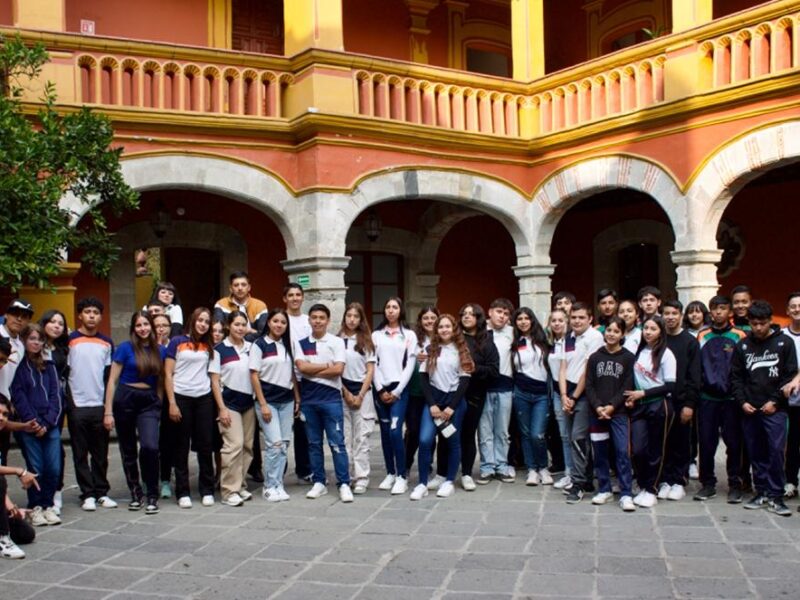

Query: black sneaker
<box><xmin>727</xmin><ymin>488</ymin><xmax>744</xmax><ymax>504</ymax></box>
<box><xmin>743</xmin><ymin>494</ymin><xmax>767</xmax><ymax>510</ymax></box>
<box><xmin>476</xmin><ymin>473</ymin><xmax>493</xmax><ymax>485</ymax></box>
<box><xmin>145</xmin><ymin>499</ymin><xmax>159</xmax><ymax>515</ymax></box>
<box><xmin>128</xmin><ymin>496</ymin><xmax>144</xmax><ymax>511</ymax></box>
<box><xmin>566</xmin><ymin>488</ymin><xmax>584</xmax><ymax>504</ymax></box>
<box><xmin>693</xmin><ymin>486</ymin><xmax>717</xmax><ymax>501</ymax></box>
<box><xmin>767</xmin><ymin>498</ymin><xmax>792</xmax><ymax>517</ymax></box>
<box><xmin>499</xmin><ymin>471</ymin><xmax>516</xmax><ymax>483</ymax></box>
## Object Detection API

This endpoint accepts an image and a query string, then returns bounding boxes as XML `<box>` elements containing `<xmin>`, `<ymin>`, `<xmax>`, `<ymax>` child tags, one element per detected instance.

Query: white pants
<box><xmin>343</xmin><ymin>392</ymin><xmax>376</xmax><ymax>481</ymax></box>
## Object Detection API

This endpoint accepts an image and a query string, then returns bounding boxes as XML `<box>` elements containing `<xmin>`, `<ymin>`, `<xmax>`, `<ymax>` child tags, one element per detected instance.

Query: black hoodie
<box><xmin>585</xmin><ymin>346</ymin><xmax>635</xmax><ymax>413</ymax></box>
<box><xmin>731</xmin><ymin>325</ymin><xmax>798</xmax><ymax>410</ymax></box>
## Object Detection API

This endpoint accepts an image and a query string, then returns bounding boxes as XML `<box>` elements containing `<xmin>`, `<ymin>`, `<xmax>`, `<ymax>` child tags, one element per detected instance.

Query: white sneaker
<box><xmin>689</xmin><ymin>462</ymin><xmax>700</xmax><ymax>480</ymax></box>
<box><xmin>657</xmin><ymin>482</ymin><xmax>671</xmax><ymax>500</ymax></box>
<box><xmin>223</xmin><ymin>493</ymin><xmax>244</xmax><ymax>507</ymax></box>
<box><xmin>306</xmin><ymin>482</ymin><xmax>328</xmax><ymax>499</ymax></box>
<box><xmin>178</xmin><ymin>496</ymin><xmax>193</xmax><ymax>509</ymax></box>
<box><xmin>436</xmin><ymin>481</ymin><xmax>455</xmax><ymax>498</ymax></box>
<box><xmin>637</xmin><ymin>491</ymin><xmax>658</xmax><ymax>508</ymax></box>
<box><xmin>353</xmin><ymin>479</ymin><xmax>369</xmax><ymax>495</ymax></box>
<box><xmin>378</xmin><ymin>474</ymin><xmax>396</xmax><ymax>490</ymax></box>
<box><xmin>390</xmin><ymin>476</ymin><xmax>408</xmax><ymax>495</ymax></box>
<box><xmin>507</xmin><ymin>466</ymin><xmax>516</xmax><ymax>478</ymax></box>
<box><xmin>339</xmin><ymin>484</ymin><xmax>354</xmax><ymax>503</ymax></box>
<box><xmin>526</xmin><ymin>470</ymin><xmax>540</xmax><ymax>486</ymax></box>
<box><xmin>263</xmin><ymin>487</ymin><xmax>282</xmax><ymax>503</ymax></box>
<box><xmin>30</xmin><ymin>506</ymin><xmax>48</xmax><ymax>527</ymax></box>
<box><xmin>461</xmin><ymin>475</ymin><xmax>476</xmax><ymax>491</ymax></box>
<box><xmin>97</xmin><ymin>496</ymin><xmax>118</xmax><ymax>509</ymax></box>
<box><xmin>426</xmin><ymin>474</ymin><xmax>446</xmax><ymax>490</ymax></box>
<box><xmin>277</xmin><ymin>486</ymin><xmax>290</xmax><ymax>501</ymax></box>
<box><xmin>592</xmin><ymin>491</ymin><xmax>614</xmax><ymax>505</ymax></box>
<box><xmin>239</xmin><ymin>488</ymin><xmax>253</xmax><ymax>502</ymax></box>
<box><xmin>201</xmin><ymin>495</ymin><xmax>215</xmax><ymax>507</ymax></box>
<box><xmin>0</xmin><ymin>534</ymin><xmax>25</xmax><ymax>559</ymax></box>
<box><xmin>81</xmin><ymin>497</ymin><xmax>97</xmax><ymax>511</ymax></box>
<box><xmin>554</xmin><ymin>475</ymin><xmax>572</xmax><ymax>490</ymax></box>
<box><xmin>409</xmin><ymin>484</ymin><xmax>428</xmax><ymax>501</ymax></box>
<box><xmin>619</xmin><ymin>495</ymin><xmax>636</xmax><ymax>512</ymax></box>
<box><xmin>633</xmin><ymin>490</ymin><xmax>646</xmax><ymax>506</ymax></box>
<box><xmin>785</xmin><ymin>483</ymin><xmax>798</xmax><ymax>499</ymax></box>
<box><xmin>53</xmin><ymin>490</ymin><xmax>63</xmax><ymax>515</ymax></box>
<box><xmin>667</xmin><ymin>484</ymin><xmax>686</xmax><ymax>501</ymax></box>
<box><xmin>43</xmin><ymin>507</ymin><xmax>61</xmax><ymax>525</ymax></box>
<box><xmin>539</xmin><ymin>469</ymin><xmax>554</xmax><ymax>485</ymax></box>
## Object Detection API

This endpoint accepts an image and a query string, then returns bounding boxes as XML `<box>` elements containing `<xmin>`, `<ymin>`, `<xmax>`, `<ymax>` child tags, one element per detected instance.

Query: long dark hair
<box><xmin>149</xmin><ymin>281</ymin><xmax>182</xmax><ymax>307</ymax></box>
<box><xmin>459</xmin><ymin>303</ymin><xmax>490</xmax><ymax>349</ymax></box>
<box><xmin>186</xmin><ymin>307</ymin><xmax>214</xmax><ymax>359</ymax></box>
<box><xmin>21</xmin><ymin>324</ymin><xmax>46</xmax><ymax>372</ymax></box>
<box><xmin>414</xmin><ymin>305</ymin><xmax>439</xmax><ymax>345</ymax></box>
<box><xmin>682</xmin><ymin>300</ymin><xmax>710</xmax><ymax>331</ymax></box>
<box><xmin>376</xmin><ymin>297</ymin><xmax>410</xmax><ymax>331</ymax></box>
<box><xmin>511</xmin><ymin>307</ymin><xmax>550</xmax><ymax>367</ymax></box>
<box><xmin>426</xmin><ymin>314</ymin><xmax>474</xmax><ymax>374</ymax></box>
<box><xmin>639</xmin><ymin>315</ymin><xmax>667</xmax><ymax>373</ymax></box>
<box><xmin>263</xmin><ymin>307</ymin><xmax>293</xmax><ymax>361</ymax></box>
<box><xmin>339</xmin><ymin>302</ymin><xmax>375</xmax><ymax>355</ymax></box>
<box><xmin>38</xmin><ymin>309</ymin><xmax>69</xmax><ymax>349</ymax></box>
<box><xmin>129</xmin><ymin>311</ymin><xmax>162</xmax><ymax>378</ymax></box>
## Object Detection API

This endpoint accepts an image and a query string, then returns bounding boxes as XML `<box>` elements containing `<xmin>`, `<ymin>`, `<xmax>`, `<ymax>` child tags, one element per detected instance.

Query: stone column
<box><xmin>514</xmin><ymin>263</ymin><xmax>555</xmax><ymax>323</ymax></box>
<box><xmin>407</xmin><ymin>273</ymin><xmax>440</xmax><ymax>319</ymax></box>
<box><xmin>281</xmin><ymin>256</ymin><xmax>351</xmax><ymax>328</ymax></box>
<box><xmin>671</xmin><ymin>249</ymin><xmax>722</xmax><ymax>307</ymax></box>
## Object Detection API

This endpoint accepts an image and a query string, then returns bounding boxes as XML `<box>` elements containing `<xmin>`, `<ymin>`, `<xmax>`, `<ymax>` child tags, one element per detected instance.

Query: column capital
<box><xmin>513</xmin><ymin>263</ymin><xmax>556</xmax><ymax>278</ymax></box>
<box><xmin>670</xmin><ymin>249</ymin><xmax>723</xmax><ymax>266</ymax></box>
<box><xmin>281</xmin><ymin>256</ymin><xmax>351</xmax><ymax>273</ymax></box>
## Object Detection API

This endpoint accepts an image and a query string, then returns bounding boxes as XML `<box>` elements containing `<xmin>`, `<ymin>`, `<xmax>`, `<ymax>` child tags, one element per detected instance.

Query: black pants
<box><xmin>663</xmin><ymin>402</ymin><xmax>692</xmax><ymax>486</ymax></box>
<box><xmin>437</xmin><ymin>395</ymin><xmax>484</xmax><ymax>478</ymax></box>
<box><xmin>0</xmin><ymin>430</ymin><xmax>10</xmax><ymax>466</ymax></box>
<box><xmin>546</xmin><ymin>407</ymin><xmax>565</xmax><ymax>473</ymax></box>
<box><xmin>159</xmin><ymin>399</ymin><xmax>178</xmax><ymax>482</ymax></box>
<box><xmin>67</xmin><ymin>405</ymin><xmax>110</xmax><ymax>501</ymax></box>
<box><xmin>0</xmin><ymin>476</ymin><xmax>35</xmax><ymax>544</ymax></box>
<box><xmin>507</xmin><ymin>407</ymin><xmax>525</xmax><ymax>468</ymax></box>
<box><xmin>697</xmin><ymin>399</ymin><xmax>748</xmax><ymax>489</ymax></box>
<box><xmin>174</xmin><ymin>393</ymin><xmax>215</xmax><ymax>498</ymax></box>
<box><xmin>631</xmin><ymin>399</ymin><xmax>673</xmax><ymax>493</ymax></box>
<box><xmin>114</xmin><ymin>385</ymin><xmax>161</xmax><ymax>501</ymax></box>
<box><xmin>404</xmin><ymin>393</ymin><xmax>426</xmax><ymax>472</ymax></box>
<box><xmin>249</xmin><ymin>421</ymin><xmax>263</xmax><ymax>476</ymax></box>
<box><xmin>786</xmin><ymin>406</ymin><xmax>800</xmax><ymax>487</ymax></box>
<box><xmin>293</xmin><ymin>416</ymin><xmax>311</xmax><ymax>478</ymax></box>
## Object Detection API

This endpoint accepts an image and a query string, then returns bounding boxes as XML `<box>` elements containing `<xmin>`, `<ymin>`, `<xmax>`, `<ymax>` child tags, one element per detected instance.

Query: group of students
<box><xmin>1</xmin><ymin>273</ymin><xmax>799</xmax><ymax>561</ymax></box>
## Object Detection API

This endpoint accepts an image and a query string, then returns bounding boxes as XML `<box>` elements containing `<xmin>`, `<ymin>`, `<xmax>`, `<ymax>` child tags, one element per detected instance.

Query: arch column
<box><xmin>408</xmin><ymin>273</ymin><xmax>440</xmax><ymax>318</ymax></box>
<box><xmin>671</xmin><ymin>249</ymin><xmax>722</xmax><ymax>307</ymax></box>
<box><xmin>281</xmin><ymin>256</ymin><xmax>351</xmax><ymax>327</ymax></box>
<box><xmin>514</xmin><ymin>262</ymin><xmax>555</xmax><ymax>322</ymax></box>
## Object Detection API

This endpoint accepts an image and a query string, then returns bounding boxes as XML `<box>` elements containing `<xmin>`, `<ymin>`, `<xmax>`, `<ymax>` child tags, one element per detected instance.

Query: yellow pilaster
<box><xmin>671</xmin><ymin>0</ymin><xmax>713</xmax><ymax>33</ymax></box>
<box><xmin>208</xmin><ymin>0</ymin><xmax>232</xmax><ymax>49</ymax></box>
<box><xmin>13</xmin><ymin>0</ymin><xmax>65</xmax><ymax>31</ymax></box>
<box><xmin>283</xmin><ymin>0</ymin><xmax>344</xmax><ymax>56</ymax></box>
<box><xmin>406</xmin><ymin>0</ymin><xmax>439</xmax><ymax>64</ymax></box>
<box><xmin>20</xmin><ymin>262</ymin><xmax>80</xmax><ymax>330</ymax></box>
<box><xmin>511</xmin><ymin>0</ymin><xmax>545</xmax><ymax>81</ymax></box>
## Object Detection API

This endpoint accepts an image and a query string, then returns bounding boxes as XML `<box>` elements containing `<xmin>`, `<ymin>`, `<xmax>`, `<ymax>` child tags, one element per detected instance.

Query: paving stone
<box><xmin>299</xmin><ymin>562</ymin><xmax>376</xmax><ymax>584</ymax></box>
<box><xmin>354</xmin><ymin>585</ymin><xmax>436</xmax><ymax>599</ymax></box>
<box><xmin>28</xmin><ymin>587</ymin><xmax>109</xmax><ymax>600</ymax></box>
<box><xmin>596</xmin><ymin>574</ymin><xmax>675</xmax><ymax>598</ymax></box>
<box><xmin>403</xmin><ymin>533</ymin><xmax>470</xmax><ymax>551</ymax></box>
<box><xmin>752</xmin><ymin>577</ymin><xmax>800</xmax><ymax>597</ymax></box>
<box><xmin>526</xmin><ymin>555</ymin><xmax>596</xmax><ymax>575</ymax></box>
<box><xmin>257</xmin><ymin>543</ymin><xmax>329</xmax><ymax>561</ymax></box>
<box><xmin>62</xmin><ymin>566</ymin><xmax>151</xmax><ymax>590</ymax></box>
<box><xmin>373</xmin><ymin>565</ymin><xmax>450</xmax><ymax>587</ymax></box>
<box><xmin>227</xmin><ymin>558</ymin><xmax>307</xmax><ymax>581</ymax></box>
<box><xmin>131</xmin><ymin>572</ymin><xmax>218</xmax><ymax>595</ymax></box>
<box><xmin>667</xmin><ymin>557</ymin><xmax>744</xmax><ymax>577</ymax></box>
<box><xmin>734</xmin><ymin>543</ymin><xmax>800</xmax><ymax>561</ymax></box>
<box><xmin>193</xmin><ymin>578</ymin><xmax>282</xmax><ymax>600</ymax></box>
<box><xmin>106</xmin><ymin>594</ymin><xmax>185</xmax><ymax>600</ymax></box>
<box><xmin>163</xmin><ymin>554</ymin><xmax>244</xmax><ymax>576</ymax></box>
<box><xmin>3</xmin><ymin>560</ymin><xmax>87</xmax><ymax>584</ymax></box>
<box><xmin>446</xmin><ymin>568</ymin><xmax>520</xmax><ymax>593</ymax></box>
<box><xmin>40</xmin><ymin>545</ymin><xmax>118</xmax><ymax>565</ymax></box>
<box><xmin>456</xmin><ymin>552</ymin><xmax>528</xmax><ymax>571</ymax></box>
<box><xmin>79</xmin><ymin>532</ymin><xmax>150</xmax><ymax>550</ymax></box>
<box><xmin>740</xmin><ymin>558</ymin><xmax>800</xmax><ymax>578</ymax></box>
<box><xmin>597</xmin><ymin>540</ymin><xmax>663</xmax><ymax>558</ymax></box>
<box><xmin>0</xmin><ymin>582</ymin><xmax>48</xmax><ymax>599</ymax></box>
<box><xmin>273</xmin><ymin>582</ymin><xmax>358</xmax><ymax>600</ymax></box>
<box><xmin>105</xmin><ymin>550</ymin><xmax>184</xmax><ymax>569</ymax></box>
<box><xmin>662</xmin><ymin>541</ymin><xmax>736</xmax><ymax>559</ymax></box>
<box><xmin>517</xmin><ymin>572</ymin><xmax>594</xmax><ymax>597</ymax></box>
<box><xmin>386</xmin><ymin>549</ymin><xmax>462</xmax><ymax>570</ymax></box>
<box><xmin>673</xmin><ymin>577</ymin><xmax>754</xmax><ymax>598</ymax></box>
<box><xmin>467</xmin><ymin>536</ymin><xmax>530</xmax><ymax>554</ymax></box>
<box><xmin>597</xmin><ymin>556</ymin><xmax>668</xmax><ymax>576</ymax></box>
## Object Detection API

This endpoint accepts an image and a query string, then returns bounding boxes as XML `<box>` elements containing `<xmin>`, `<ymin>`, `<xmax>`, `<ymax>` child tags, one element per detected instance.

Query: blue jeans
<box><xmin>257</xmin><ymin>401</ymin><xmax>295</xmax><ymax>490</ymax></box>
<box><xmin>301</xmin><ymin>401</ymin><xmax>350</xmax><ymax>487</ymax></box>
<box><xmin>374</xmin><ymin>388</ymin><xmax>409</xmax><ymax>478</ymax></box>
<box><xmin>16</xmin><ymin>427</ymin><xmax>61</xmax><ymax>509</ymax></box>
<box><xmin>552</xmin><ymin>391</ymin><xmax>574</xmax><ymax>475</ymax></box>
<box><xmin>478</xmin><ymin>390</ymin><xmax>512</xmax><ymax>476</ymax></box>
<box><xmin>418</xmin><ymin>397</ymin><xmax>466</xmax><ymax>485</ymax></box>
<box><xmin>591</xmin><ymin>413</ymin><xmax>633</xmax><ymax>497</ymax></box>
<box><xmin>513</xmin><ymin>390</ymin><xmax>549</xmax><ymax>471</ymax></box>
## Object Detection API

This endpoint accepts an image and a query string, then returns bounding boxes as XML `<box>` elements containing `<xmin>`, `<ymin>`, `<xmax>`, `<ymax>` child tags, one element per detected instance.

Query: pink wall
<box><xmin>0</xmin><ymin>0</ymin><xmax>12</xmax><ymax>26</ymax></box>
<box><xmin>343</xmin><ymin>0</ymin><xmax>409</xmax><ymax>60</ymax></box>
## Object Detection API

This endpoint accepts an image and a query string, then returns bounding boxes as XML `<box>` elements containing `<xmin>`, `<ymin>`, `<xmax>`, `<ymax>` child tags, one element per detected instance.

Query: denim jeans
<box><xmin>478</xmin><ymin>390</ymin><xmax>512</xmax><ymax>476</ymax></box>
<box><xmin>552</xmin><ymin>391</ymin><xmax>574</xmax><ymax>475</ymax></box>
<box><xmin>374</xmin><ymin>388</ymin><xmax>409</xmax><ymax>478</ymax></box>
<box><xmin>418</xmin><ymin>398</ymin><xmax>466</xmax><ymax>485</ymax></box>
<box><xmin>16</xmin><ymin>427</ymin><xmax>61</xmax><ymax>509</ymax></box>
<box><xmin>592</xmin><ymin>413</ymin><xmax>633</xmax><ymax>497</ymax></box>
<box><xmin>513</xmin><ymin>390</ymin><xmax>550</xmax><ymax>471</ymax></box>
<box><xmin>301</xmin><ymin>401</ymin><xmax>351</xmax><ymax>487</ymax></box>
<box><xmin>257</xmin><ymin>401</ymin><xmax>295</xmax><ymax>490</ymax></box>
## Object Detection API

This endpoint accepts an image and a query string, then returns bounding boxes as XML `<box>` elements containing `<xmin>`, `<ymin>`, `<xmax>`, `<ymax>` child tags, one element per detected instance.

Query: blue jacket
<box><xmin>10</xmin><ymin>357</ymin><xmax>62</xmax><ymax>429</ymax></box>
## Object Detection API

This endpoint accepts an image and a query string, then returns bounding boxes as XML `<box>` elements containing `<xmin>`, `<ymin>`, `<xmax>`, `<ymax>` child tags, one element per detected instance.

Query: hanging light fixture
<box><xmin>364</xmin><ymin>210</ymin><xmax>382</xmax><ymax>242</ymax></box>
<box><xmin>149</xmin><ymin>201</ymin><xmax>172</xmax><ymax>239</ymax></box>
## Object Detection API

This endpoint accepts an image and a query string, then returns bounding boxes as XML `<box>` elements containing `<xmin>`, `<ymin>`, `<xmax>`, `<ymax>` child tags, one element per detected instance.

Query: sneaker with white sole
<box><xmin>539</xmin><ymin>469</ymin><xmax>554</xmax><ymax>485</ymax></box>
<box><xmin>436</xmin><ymin>481</ymin><xmax>455</xmax><ymax>498</ymax></box>
<box><xmin>277</xmin><ymin>486</ymin><xmax>290</xmax><ymax>501</ymax></box>
<box><xmin>339</xmin><ymin>484</ymin><xmax>354</xmax><ymax>503</ymax></box>
<box><xmin>378</xmin><ymin>474</ymin><xmax>396</xmax><ymax>490</ymax></box>
<box><xmin>409</xmin><ymin>484</ymin><xmax>428</xmax><ymax>501</ymax></box>
<box><xmin>499</xmin><ymin>470</ymin><xmax>515</xmax><ymax>483</ymax></box>
<box><xmin>0</xmin><ymin>534</ymin><xmax>25</xmax><ymax>559</ymax></box>
<box><xmin>97</xmin><ymin>496</ymin><xmax>118</xmax><ymax>509</ymax></box>
<box><xmin>353</xmin><ymin>479</ymin><xmax>369</xmax><ymax>495</ymax></box>
<box><xmin>592</xmin><ymin>491</ymin><xmax>614</xmax><ymax>505</ymax></box>
<box><xmin>688</xmin><ymin>462</ymin><xmax>699</xmax><ymax>480</ymax></box>
<box><xmin>307</xmin><ymin>482</ymin><xmax>328</xmax><ymax>499</ymax></box>
<box><xmin>81</xmin><ymin>497</ymin><xmax>97</xmax><ymax>511</ymax></box>
<box><xmin>263</xmin><ymin>487</ymin><xmax>282</xmax><ymax>503</ymax></box>
<box><xmin>619</xmin><ymin>495</ymin><xmax>636</xmax><ymax>512</ymax></box>
<box><xmin>178</xmin><ymin>496</ymin><xmax>193</xmax><ymax>509</ymax></box>
<box><xmin>223</xmin><ymin>493</ymin><xmax>244</xmax><ymax>507</ymax></box>
<box><xmin>632</xmin><ymin>490</ymin><xmax>646</xmax><ymax>506</ymax></box>
<box><xmin>239</xmin><ymin>489</ymin><xmax>253</xmax><ymax>502</ymax></box>
<box><xmin>476</xmin><ymin>472</ymin><xmax>493</xmax><ymax>485</ymax></box>
<box><xmin>427</xmin><ymin>474</ymin><xmax>446</xmax><ymax>490</ymax></box>
<box><xmin>201</xmin><ymin>495</ymin><xmax>215</xmax><ymax>507</ymax></box>
<box><xmin>554</xmin><ymin>475</ymin><xmax>572</xmax><ymax>490</ymax></box>
<box><xmin>526</xmin><ymin>470</ymin><xmax>540</xmax><ymax>486</ymax></box>
<box><xmin>785</xmin><ymin>483</ymin><xmax>798</xmax><ymax>499</ymax></box>
<box><xmin>53</xmin><ymin>490</ymin><xmax>63</xmax><ymax>516</ymax></box>
<box><xmin>461</xmin><ymin>475</ymin><xmax>476</xmax><ymax>491</ymax></box>
<box><xmin>43</xmin><ymin>507</ymin><xmax>61</xmax><ymax>525</ymax></box>
<box><xmin>145</xmin><ymin>500</ymin><xmax>159</xmax><ymax>515</ymax></box>
<box><xmin>128</xmin><ymin>497</ymin><xmax>144</xmax><ymax>511</ymax></box>
<box><xmin>391</xmin><ymin>476</ymin><xmax>408</xmax><ymax>495</ymax></box>
<box><xmin>667</xmin><ymin>484</ymin><xmax>686</xmax><ymax>501</ymax></box>
<box><xmin>657</xmin><ymin>482</ymin><xmax>671</xmax><ymax>500</ymax></box>
<box><xmin>30</xmin><ymin>506</ymin><xmax>48</xmax><ymax>527</ymax></box>
<box><xmin>637</xmin><ymin>491</ymin><xmax>657</xmax><ymax>508</ymax></box>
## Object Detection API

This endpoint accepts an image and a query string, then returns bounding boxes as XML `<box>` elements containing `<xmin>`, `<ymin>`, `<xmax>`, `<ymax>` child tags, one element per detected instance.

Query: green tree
<box><xmin>0</xmin><ymin>34</ymin><xmax>138</xmax><ymax>291</ymax></box>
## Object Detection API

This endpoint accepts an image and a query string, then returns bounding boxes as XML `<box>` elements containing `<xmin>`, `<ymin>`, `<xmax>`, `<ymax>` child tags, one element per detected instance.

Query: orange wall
<box><xmin>343</xmin><ymin>0</ymin><xmax>409</xmax><ymax>61</ymax></box>
<box><xmin>0</xmin><ymin>0</ymin><xmax>11</xmax><ymax>25</ymax></box>
<box><xmin>714</xmin><ymin>0</ymin><xmax>766</xmax><ymax>19</ymax></box>
<box><xmin>65</xmin><ymin>0</ymin><xmax>208</xmax><ymax>46</ymax></box>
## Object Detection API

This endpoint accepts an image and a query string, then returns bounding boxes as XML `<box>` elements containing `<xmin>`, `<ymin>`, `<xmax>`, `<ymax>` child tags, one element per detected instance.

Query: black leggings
<box><xmin>173</xmin><ymin>393</ymin><xmax>215</xmax><ymax>498</ymax></box>
<box><xmin>0</xmin><ymin>476</ymin><xmax>36</xmax><ymax>544</ymax></box>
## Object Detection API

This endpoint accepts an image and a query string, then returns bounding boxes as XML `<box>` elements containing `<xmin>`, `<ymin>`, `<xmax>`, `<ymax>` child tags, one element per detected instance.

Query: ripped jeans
<box><xmin>513</xmin><ymin>389</ymin><xmax>550</xmax><ymax>471</ymax></box>
<box><xmin>257</xmin><ymin>400</ymin><xmax>294</xmax><ymax>491</ymax></box>
<box><xmin>374</xmin><ymin>388</ymin><xmax>409</xmax><ymax>478</ymax></box>
<box><xmin>300</xmin><ymin>401</ymin><xmax>351</xmax><ymax>487</ymax></box>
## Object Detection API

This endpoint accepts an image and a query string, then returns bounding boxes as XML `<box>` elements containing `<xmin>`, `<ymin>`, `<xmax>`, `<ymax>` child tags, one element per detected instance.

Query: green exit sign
<box><xmin>296</xmin><ymin>274</ymin><xmax>310</xmax><ymax>289</ymax></box>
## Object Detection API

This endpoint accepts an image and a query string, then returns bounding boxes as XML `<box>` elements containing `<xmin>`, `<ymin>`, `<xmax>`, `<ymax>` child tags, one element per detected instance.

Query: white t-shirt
<box><xmin>288</xmin><ymin>313</ymin><xmax>311</xmax><ymax>347</ymax></box>
<box><xmin>293</xmin><ymin>333</ymin><xmax>346</xmax><ymax>391</ymax></box>
<box><xmin>341</xmin><ymin>334</ymin><xmax>376</xmax><ymax>384</ymax></box>
<box><xmin>623</xmin><ymin>327</ymin><xmax>642</xmax><ymax>354</ymax></box>
<box><xmin>372</xmin><ymin>326</ymin><xmax>418</xmax><ymax>397</ymax></box>
<box><xmin>67</xmin><ymin>331</ymin><xmax>114</xmax><ymax>408</ymax></box>
<box><xmin>548</xmin><ymin>337</ymin><xmax>565</xmax><ymax>381</ymax></box>
<box><xmin>166</xmin><ymin>336</ymin><xmax>212</xmax><ymax>397</ymax></box>
<box><xmin>514</xmin><ymin>337</ymin><xmax>548</xmax><ymax>383</ymax></box>
<box><xmin>783</xmin><ymin>327</ymin><xmax>800</xmax><ymax>406</ymax></box>
<box><xmin>634</xmin><ymin>346</ymin><xmax>677</xmax><ymax>393</ymax></box>
<box><xmin>0</xmin><ymin>324</ymin><xmax>24</xmax><ymax>398</ymax></box>
<box><xmin>208</xmin><ymin>338</ymin><xmax>253</xmax><ymax>395</ymax></box>
<box><xmin>249</xmin><ymin>336</ymin><xmax>294</xmax><ymax>390</ymax></box>
<box><xmin>489</xmin><ymin>325</ymin><xmax>514</xmax><ymax>378</ymax></box>
<box><xmin>420</xmin><ymin>343</ymin><xmax>470</xmax><ymax>392</ymax></box>
<box><xmin>564</xmin><ymin>327</ymin><xmax>605</xmax><ymax>384</ymax></box>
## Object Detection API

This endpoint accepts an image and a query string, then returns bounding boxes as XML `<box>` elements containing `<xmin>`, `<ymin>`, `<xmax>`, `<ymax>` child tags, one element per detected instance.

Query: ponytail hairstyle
<box><xmin>338</xmin><ymin>302</ymin><xmax>375</xmax><ymax>355</ymax></box>
<box><xmin>186</xmin><ymin>307</ymin><xmax>214</xmax><ymax>360</ymax></box>
<box><xmin>21</xmin><ymin>324</ymin><xmax>46</xmax><ymax>372</ymax></box>
<box><xmin>426</xmin><ymin>314</ymin><xmax>474</xmax><ymax>375</ymax></box>
<box><xmin>511</xmin><ymin>307</ymin><xmax>550</xmax><ymax>368</ymax></box>
<box><xmin>129</xmin><ymin>311</ymin><xmax>162</xmax><ymax>378</ymax></box>
<box><xmin>639</xmin><ymin>315</ymin><xmax>667</xmax><ymax>374</ymax></box>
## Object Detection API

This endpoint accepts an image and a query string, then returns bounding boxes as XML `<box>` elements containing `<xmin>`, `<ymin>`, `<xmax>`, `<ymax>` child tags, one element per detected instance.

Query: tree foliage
<box><xmin>0</xmin><ymin>34</ymin><xmax>138</xmax><ymax>291</ymax></box>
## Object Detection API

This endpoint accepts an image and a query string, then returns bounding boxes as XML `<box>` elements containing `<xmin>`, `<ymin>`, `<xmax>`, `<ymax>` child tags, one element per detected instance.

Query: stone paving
<box><xmin>3</xmin><ymin>443</ymin><xmax>800</xmax><ymax>600</ymax></box>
